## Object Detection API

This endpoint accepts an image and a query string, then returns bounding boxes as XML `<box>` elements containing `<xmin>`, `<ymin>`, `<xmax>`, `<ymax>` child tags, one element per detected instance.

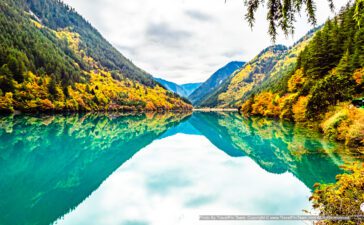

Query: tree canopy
<box><xmin>243</xmin><ymin>0</ymin><xmax>363</xmax><ymax>41</ymax></box>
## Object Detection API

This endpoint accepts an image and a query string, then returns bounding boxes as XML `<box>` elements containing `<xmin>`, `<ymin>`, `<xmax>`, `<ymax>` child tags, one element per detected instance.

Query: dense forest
<box><xmin>195</xmin><ymin>4</ymin><xmax>363</xmax><ymax>149</ymax></box>
<box><xmin>0</xmin><ymin>0</ymin><xmax>192</xmax><ymax>113</ymax></box>
<box><xmin>197</xmin><ymin>29</ymin><xmax>316</xmax><ymax>108</ymax></box>
<box><xmin>240</xmin><ymin>4</ymin><xmax>364</xmax><ymax>149</ymax></box>
<box><xmin>198</xmin><ymin>45</ymin><xmax>290</xmax><ymax>107</ymax></box>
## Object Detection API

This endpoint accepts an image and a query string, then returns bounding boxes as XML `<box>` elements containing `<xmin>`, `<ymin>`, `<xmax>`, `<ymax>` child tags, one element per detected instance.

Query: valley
<box><xmin>0</xmin><ymin>1</ymin><xmax>363</xmax><ymax>224</ymax></box>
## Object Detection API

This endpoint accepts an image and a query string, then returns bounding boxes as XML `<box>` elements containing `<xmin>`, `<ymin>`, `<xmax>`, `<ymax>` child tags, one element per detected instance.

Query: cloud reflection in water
<box><xmin>57</xmin><ymin>133</ymin><xmax>311</xmax><ymax>225</ymax></box>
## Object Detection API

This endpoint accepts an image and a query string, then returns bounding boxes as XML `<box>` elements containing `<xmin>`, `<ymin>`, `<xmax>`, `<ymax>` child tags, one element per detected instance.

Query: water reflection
<box><xmin>0</xmin><ymin>113</ymin><xmax>190</xmax><ymax>225</ymax></box>
<box><xmin>189</xmin><ymin>112</ymin><xmax>348</xmax><ymax>188</ymax></box>
<box><xmin>0</xmin><ymin>112</ymin><xmax>356</xmax><ymax>225</ymax></box>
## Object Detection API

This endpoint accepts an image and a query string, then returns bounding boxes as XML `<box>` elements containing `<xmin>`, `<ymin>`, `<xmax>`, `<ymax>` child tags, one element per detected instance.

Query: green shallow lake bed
<box><xmin>0</xmin><ymin>112</ymin><xmax>361</xmax><ymax>225</ymax></box>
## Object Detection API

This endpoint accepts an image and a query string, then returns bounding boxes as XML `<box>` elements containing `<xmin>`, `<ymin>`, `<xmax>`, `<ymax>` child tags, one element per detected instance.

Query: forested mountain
<box><xmin>0</xmin><ymin>0</ymin><xmax>191</xmax><ymax>112</ymax></box>
<box><xmin>189</xmin><ymin>61</ymin><xmax>245</xmax><ymax>105</ymax></box>
<box><xmin>240</xmin><ymin>4</ymin><xmax>364</xmax><ymax>148</ymax></box>
<box><xmin>155</xmin><ymin>78</ymin><xmax>201</xmax><ymax>99</ymax></box>
<box><xmin>201</xmin><ymin>30</ymin><xmax>316</xmax><ymax>108</ymax></box>
<box><xmin>181</xmin><ymin>83</ymin><xmax>202</xmax><ymax>96</ymax></box>
<box><xmin>155</xmin><ymin>78</ymin><xmax>188</xmax><ymax>97</ymax></box>
<box><xmin>197</xmin><ymin>46</ymin><xmax>288</xmax><ymax>107</ymax></box>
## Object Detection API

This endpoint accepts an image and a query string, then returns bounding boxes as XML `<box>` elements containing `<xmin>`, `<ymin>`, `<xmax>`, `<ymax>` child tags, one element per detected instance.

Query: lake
<box><xmin>0</xmin><ymin>112</ymin><xmax>357</xmax><ymax>225</ymax></box>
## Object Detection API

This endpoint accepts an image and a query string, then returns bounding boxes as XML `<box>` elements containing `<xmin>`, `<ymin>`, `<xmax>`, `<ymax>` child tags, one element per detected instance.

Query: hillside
<box><xmin>189</xmin><ymin>61</ymin><xmax>245</xmax><ymax>105</ymax></box>
<box><xmin>155</xmin><ymin>78</ymin><xmax>201</xmax><ymax>98</ymax></box>
<box><xmin>0</xmin><ymin>0</ymin><xmax>191</xmax><ymax>113</ymax></box>
<box><xmin>198</xmin><ymin>46</ymin><xmax>288</xmax><ymax>107</ymax></box>
<box><xmin>155</xmin><ymin>78</ymin><xmax>188</xmax><ymax>97</ymax></box>
<box><xmin>241</xmin><ymin>4</ymin><xmax>364</xmax><ymax>148</ymax></box>
<box><xmin>244</xmin><ymin>28</ymin><xmax>318</xmax><ymax>97</ymax></box>
<box><xmin>181</xmin><ymin>83</ymin><xmax>202</xmax><ymax>96</ymax></box>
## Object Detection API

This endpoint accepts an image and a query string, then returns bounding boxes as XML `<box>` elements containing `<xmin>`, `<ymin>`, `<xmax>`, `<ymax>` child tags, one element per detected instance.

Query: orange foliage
<box><xmin>250</xmin><ymin>92</ymin><xmax>280</xmax><ymax>117</ymax></box>
<box><xmin>240</xmin><ymin>99</ymin><xmax>253</xmax><ymax>115</ymax></box>
<box><xmin>145</xmin><ymin>101</ymin><xmax>157</xmax><ymax>111</ymax></box>
<box><xmin>243</xmin><ymin>92</ymin><xmax>299</xmax><ymax>120</ymax></box>
<box><xmin>353</xmin><ymin>68</ymin><xmax>364</xmax><ymax>85</ymax></box>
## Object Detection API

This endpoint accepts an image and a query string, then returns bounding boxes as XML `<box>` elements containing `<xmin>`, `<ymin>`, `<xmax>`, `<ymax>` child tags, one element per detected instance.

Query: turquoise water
<box><xmin>0</xmin><ymin>112</ymin><xmax>353</xmax><ymax>225</ymax></box>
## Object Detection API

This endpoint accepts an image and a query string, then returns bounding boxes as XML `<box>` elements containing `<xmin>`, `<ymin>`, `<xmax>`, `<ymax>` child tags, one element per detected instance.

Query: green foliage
<box><xmin>306</xmin><ymin>52</ymin><xmax>356</xmax><ymax>119</ymax></box>
<box><xmin>0</xmin><ymin>0</ymin><xmax>191</xmax><ymax>112</ymax></box>
<box><xmin>243</xmin><ymin>0</ymin><xmax>364</xmax><ymax>42</ymax></box>
<box><xmin>25</xmin><ymin>0</ymin><xmax>156</xmax><ymax>86</ymax></box>
<box><xmin>0</xmin><ymin>65</ymin><xmax>15</xmax><ymax>93</ymax></box>
<box><xmin>0</xmin><ymin>0</ymin><xmax>84</xmax><ymax>86</ymax></box>
<box><xmin>244</xmin><ymin>0</ymin><xmax>334</xmax><ymax>41</ymax></box>
<box><xmin>199</xmin><ymin>45</ymin><xmax>288</xmax><ymax>107</ymax></box>
<box><xmin>0</xmin><ymin>112</ymin><xmax>189</xmax><ymax>225</ymax></box>
<box><xmin>239</xmin><ymin>4</ymin><xmax>364</xmax><ymax>149</ymax></box>
<box><xmin>298</xmin><ymin>3</ymin><xmax>364</xmax><ymax>118</ymax></box>
<box><xmin>48</xmin><ymin>77</ymin><xmax>57</xmax><ymax>98</ymax></box>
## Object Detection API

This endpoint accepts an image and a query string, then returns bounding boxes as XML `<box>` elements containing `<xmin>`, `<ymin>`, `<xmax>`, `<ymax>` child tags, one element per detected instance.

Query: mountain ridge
<box><xmin>198</xmin><ymin>46</ymin><xmax>288</xmax><ymax>107</ymax></box>
<box><xmin>0</xmin><ymin>0</ymin><xmax>191</xmax><ymax>112</ymax></box>
<box><xmin>189</xmin><ymin>61</ymin><xmax>245</xmax><ymax>105</ymax></box>
<box><xmin>155</xmin><ymin>78</ymin><xmax>201</xmax><ymax>98</ymax></box>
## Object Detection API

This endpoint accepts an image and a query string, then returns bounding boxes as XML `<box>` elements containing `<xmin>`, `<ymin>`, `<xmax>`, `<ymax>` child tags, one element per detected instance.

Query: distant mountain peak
<box><xmin>155</xmin><ymin>78</ymin><xmax>202</xmax><ymax>99</ymax></box>
<box><xmin>189</xmin><ymin>61</ymin><xmax>245</xmax><ymax>105</ymax></box>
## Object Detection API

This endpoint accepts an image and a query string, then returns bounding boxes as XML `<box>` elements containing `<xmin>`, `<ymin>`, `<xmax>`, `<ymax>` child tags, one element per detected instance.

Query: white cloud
<box><xmin>63</xmin><ymin>0</ymin><xmax>348</xmax><ymax>84</ymax></box>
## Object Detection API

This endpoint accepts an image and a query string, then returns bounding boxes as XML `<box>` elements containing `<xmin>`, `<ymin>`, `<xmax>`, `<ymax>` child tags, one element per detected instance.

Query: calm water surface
<box><xmin>0</xmin><ymin>112</ymin><xmax>357</xmax><ymax>225</ymax></box>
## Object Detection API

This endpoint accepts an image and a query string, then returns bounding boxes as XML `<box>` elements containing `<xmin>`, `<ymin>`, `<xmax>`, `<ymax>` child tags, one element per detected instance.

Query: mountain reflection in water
<box><xmin>0</xmin><ymin>112</ymin><xmax>355</xmax><ymax>225</ymax></box>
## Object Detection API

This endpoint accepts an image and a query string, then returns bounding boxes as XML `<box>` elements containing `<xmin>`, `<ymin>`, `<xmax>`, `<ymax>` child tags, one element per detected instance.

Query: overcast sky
<box><xmin>63</xmin><ymin>0</ymin><xmax>347</xmax><ymax>84</ymax></box>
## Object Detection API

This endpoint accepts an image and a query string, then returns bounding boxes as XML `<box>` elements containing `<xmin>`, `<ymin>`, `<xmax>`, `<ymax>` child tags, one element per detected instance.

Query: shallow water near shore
<box><xmin>0</xmin><ymin>112</ymin><xmax>357</xmax><ymax>225</ymax></box>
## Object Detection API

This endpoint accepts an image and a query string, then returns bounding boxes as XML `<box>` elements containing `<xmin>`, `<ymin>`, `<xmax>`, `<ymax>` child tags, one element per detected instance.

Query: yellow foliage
<box><xmin>0</xmin><ymin>29</ymin><xmax>191</xmax><ymax>113</ymax></box>
<box><xmin>3</xmin><ymin>69</ymin><xmax>191</xmax><ymax>113</ymax></box>
<box><xmin>311</xmin><ymin>163</ymin><xmax>364</xmax><ymax>224</ymax></box>
<box><xmin>292</xmin><ymin>96</ymin><xmax>309</xmax><ymax>122</ymax></box>
<box><xmin>321</xmin><ymin>103</ymin><xmax>364</xmax><ymax>149</ymax></box>
<box><xmin>243</xmin><ymin>92</ymin><xmax>298</xmax><ymax>119</ymax></box>
<box><xmin>218</xmin><ymin>64</ymin><xmax>255</xmax><ymax>107</ymax></box>
<box><xmin>278</xmin><ymin>93</ymin><xmax>299</xmax><ymax>119</ymax></box>
<box><xmin>30</xmin><ymin>19</ymin><xmax>43</xmax><ymax>29</ymax></box>
<box><xmin>0</xmin><ymin>92</ymin><xmax>14</xmax><ymax>113</ymax></box>
<box><xmin>55</xmin><ymin>29</ymin><xmax>97</xmax><ymax>68</ymax></box>
<box><xmin>288</xmin><ymin>68</ymin><xmax>306</xmax><ymax>92</ymax></box>
<box><xmin>38</xmin><ymin>99</ymin><xmax>55</xmax><ymax>110</ymax></box>
<box><xmin>55</xmin><ymin>29</ymin><xmax>80</xmax><ymax>53</ymax></box>
<box><xmin>250</xmin><ymin>92</ymin><xmax>281</xmax><ymax>117</ymax></box>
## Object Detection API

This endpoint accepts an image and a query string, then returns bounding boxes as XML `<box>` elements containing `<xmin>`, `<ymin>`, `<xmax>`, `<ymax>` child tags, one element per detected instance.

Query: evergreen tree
<box><xmin>48</xmin><ymin>77</ymin><xmax>57</xmax><ymax>98</ymax></box>
<box><xmin>0</xmin><ymin>65</ymin><xmax>15</xmax><ymax>93</ymax></box>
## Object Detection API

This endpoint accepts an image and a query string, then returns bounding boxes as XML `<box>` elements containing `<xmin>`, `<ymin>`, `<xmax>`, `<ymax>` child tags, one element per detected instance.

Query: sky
<box><xmin>62</xmin><ymin>0</ymin><xmax>347</xmax><ymax>84</ymax></box>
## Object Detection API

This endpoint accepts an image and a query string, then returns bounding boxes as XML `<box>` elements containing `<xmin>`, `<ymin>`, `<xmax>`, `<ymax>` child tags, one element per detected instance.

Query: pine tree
<box><xmin>48</xmin><ymin>77</ymin><xmax>57</xmax><ymax>98</ymax></box>
<box><xmin>0</xmin><ymin>65</ymin><xmax>15</xmax><ymax>93</ymax></box>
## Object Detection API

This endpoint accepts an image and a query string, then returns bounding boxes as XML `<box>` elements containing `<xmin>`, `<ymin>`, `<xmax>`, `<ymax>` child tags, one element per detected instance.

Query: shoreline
<box><xmin>193</xmin><ymin>108</ymin><xmax>239</xmax><ymax>112</ymax></box>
